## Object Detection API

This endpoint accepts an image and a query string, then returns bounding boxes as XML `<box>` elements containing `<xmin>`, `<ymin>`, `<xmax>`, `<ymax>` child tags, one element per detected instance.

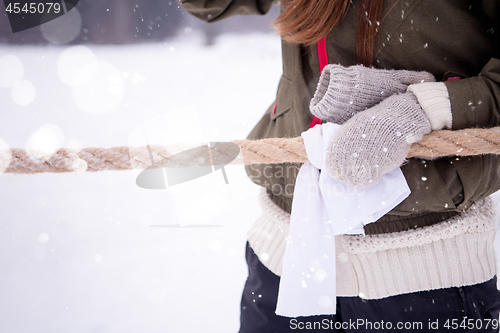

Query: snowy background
<box><xmin>0</xmin><ymin>32</ymin><xmax>283</xmax><ymax>332</ymax></box>
<box><xmin>1</xmin><ymin>6</ymin><xmax>500</xmax><ymax>333</ymax></box>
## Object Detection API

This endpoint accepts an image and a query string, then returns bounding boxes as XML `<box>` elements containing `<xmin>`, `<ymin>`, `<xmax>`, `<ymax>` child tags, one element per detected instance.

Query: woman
<box><xmin>179</xmin><ymin>0</ymin><xmax>500</xmax><ymax>331</ymax></box>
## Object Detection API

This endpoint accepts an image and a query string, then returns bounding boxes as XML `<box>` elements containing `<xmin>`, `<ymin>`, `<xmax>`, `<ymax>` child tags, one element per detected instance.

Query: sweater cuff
<box><xmin>407</xmin><ymin>82</ymin><xmax>452</xmax><ymax>130</ymax></box>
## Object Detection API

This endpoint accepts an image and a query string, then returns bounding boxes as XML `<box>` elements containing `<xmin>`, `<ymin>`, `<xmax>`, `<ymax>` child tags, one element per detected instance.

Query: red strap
<box><xmin>309</xmin><ymin>115</ymin><xmax>323</xmax><ymax>128</ymax></box>
<box><xmin>317</xmin><ymin>36</ymin><xmax>329</xmax><ymax>72</ymax></box>
<box><xmin>309</xmin><ymin>36</ymin><xmax>329</xmax><ymax>128</ymax></box>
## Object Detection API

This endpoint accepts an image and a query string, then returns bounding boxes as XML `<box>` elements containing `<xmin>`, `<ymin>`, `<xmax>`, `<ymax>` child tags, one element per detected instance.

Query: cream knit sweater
<box><xmin>247</xmin><ymin>189</ymin><xmax>498</xmax><ymax>299</ymax></box>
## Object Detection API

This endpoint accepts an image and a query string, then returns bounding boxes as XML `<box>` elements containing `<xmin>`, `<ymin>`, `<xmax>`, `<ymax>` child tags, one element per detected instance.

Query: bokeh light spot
<box><xmin>26</xmin><ymin>124</ymin><xmax>65</xmax><ymax>158</ymax></box>
<box><xmin>41</xmin><ymin>7</ymin><xmax>83</xmax><ymax>44</ymax></box>
<box><xmin>57</xmin><ymin>46</ymin><xmax>97</xmax><ymax>87</ymax></box>
<box><xmin>0</xmin><ymin>138</ymin><xmax>11</xmax><ymax>173</ymax></box>
<box><xmin>38</xmin><ymin>233</ymin><xmax>49</xmax><ymax>243</ymax></box>
<box><xmin>72</xmin><ymin>158</ymin><xmax>88</xmax><ymax>173</ymax></box>
<box><xmin>73</xmin><ymin>61</ymin><xmax>125</xmax><ymax>115</ymax></box>
<box><xmin>0</xmin><ymin>55</ymin><xmax>24</xmax><ymax>88</ymax></box>
<box><xmin>11</xmin><ymin>80</ymin><xmax>36</xmax><ymax>105</ymax></box>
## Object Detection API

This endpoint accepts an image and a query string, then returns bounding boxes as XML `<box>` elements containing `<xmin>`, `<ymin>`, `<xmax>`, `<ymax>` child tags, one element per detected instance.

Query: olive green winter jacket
<box><xmin>180</xmin><ymin>0</ymin><xmax>500</xmax><ymax>234</ymax></box>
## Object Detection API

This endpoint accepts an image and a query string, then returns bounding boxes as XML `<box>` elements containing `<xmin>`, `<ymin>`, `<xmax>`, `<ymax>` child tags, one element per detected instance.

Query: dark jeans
<box><xmin>240</xmin><ymin>242</ymin><xmax>500</xmax><ymax>333</ymax></box>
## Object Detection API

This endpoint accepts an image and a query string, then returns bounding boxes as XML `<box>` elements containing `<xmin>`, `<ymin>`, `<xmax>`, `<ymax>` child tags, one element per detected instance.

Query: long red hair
<box><xmin>273</xmin><ymin>0</ymin><xmax>385</xmax><ymax>66</ymax></box>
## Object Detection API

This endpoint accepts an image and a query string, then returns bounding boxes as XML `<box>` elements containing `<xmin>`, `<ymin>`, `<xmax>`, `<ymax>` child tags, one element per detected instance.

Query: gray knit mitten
<box><xmin>327</xmin><ymin>92</ymin><xmax>432</xmax><ymax>187</ymax></box>
<box><xmin>310</xmin><ymin>64</ymin><xmax>435</xmax><ymax>124</ymax></box>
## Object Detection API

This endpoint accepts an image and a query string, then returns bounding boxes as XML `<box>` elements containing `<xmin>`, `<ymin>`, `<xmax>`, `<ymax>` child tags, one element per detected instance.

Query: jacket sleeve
<box><xmin>421</xmin><ymin>57</ymin><xmax>500</xmax><ymax>214</ymax></box>
<box><xmin>444</xmin><ymin>58</ymin><xmax>500</xmax><ymax>130</ymax></box>
<box><xmin>179</xmin><ymin>0</ymin><xmax>274</xmax><ymax>22</ymax></box>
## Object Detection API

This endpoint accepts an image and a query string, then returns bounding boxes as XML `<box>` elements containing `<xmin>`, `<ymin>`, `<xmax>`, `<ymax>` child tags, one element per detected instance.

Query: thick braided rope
<box><xmin>1</xmin><ymin>128</ymin><xmax>500</xmax><ymax>174</ymax></box>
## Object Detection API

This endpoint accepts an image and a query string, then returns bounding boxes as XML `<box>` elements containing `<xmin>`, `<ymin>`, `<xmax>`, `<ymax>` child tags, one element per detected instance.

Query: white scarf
<box><xmin>275</xmin><ymin>123</ymin><xmax>411</xmax><ymax>317</ymax></box>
